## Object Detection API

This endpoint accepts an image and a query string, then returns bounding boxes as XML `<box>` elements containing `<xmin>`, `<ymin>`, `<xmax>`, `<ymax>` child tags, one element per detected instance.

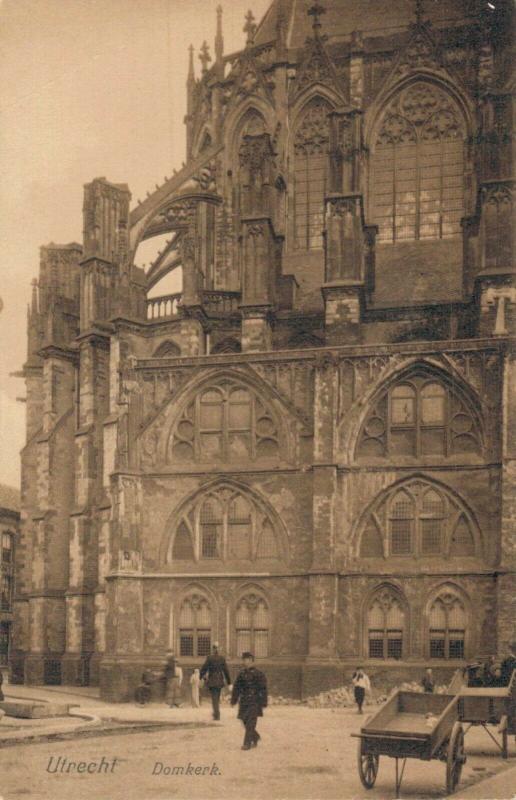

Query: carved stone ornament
<box><xmin>192</xmin><ymin>161</ymin><xmax>217</xmax><ymax>192</ymax></box>
<box><xmin>376</xmin><ymin>82</ymin><xmax>463</xmax><ymax>145</ymax></box>
<box><xmin>294</xmin><ymin>99</ymin><xmax>331</xmax><ymax>155</ymax></box>
<box><xmin>292</xmin><ymin>31</ymin><xmax>344</xmax><ymax>100</ymax></box>
<box><xmin>239</xmin><ymin>135</ymin><xmax>273</xmax><ymax>172</ymax></box>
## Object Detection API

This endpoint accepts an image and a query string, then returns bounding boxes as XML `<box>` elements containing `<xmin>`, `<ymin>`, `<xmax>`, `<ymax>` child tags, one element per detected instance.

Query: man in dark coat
<box><xmin>200</xmin><ymin>643</ymin><xmax>231</xmax><ymax>721</ymax></box>
<box><xmin>501</xmin><ymin>642</ymin><xmax>516</xmax><ymax>686</ymax></box>
<box><xmin>231</xmin><ymin>651</ymin><xmax>268</xmax><ymax>750</ymax></box>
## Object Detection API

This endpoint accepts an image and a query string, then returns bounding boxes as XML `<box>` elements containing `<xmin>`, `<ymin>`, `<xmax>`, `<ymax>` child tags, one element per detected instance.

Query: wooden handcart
<box><xmin>351</xmin><ymin>691</ymin><xmax>466</xmax><ymax>797</ymax></box>
<box><xmin>454</xmin><ymin>668</ymin><xmax>516</xmax><ymax>759</ymax></box>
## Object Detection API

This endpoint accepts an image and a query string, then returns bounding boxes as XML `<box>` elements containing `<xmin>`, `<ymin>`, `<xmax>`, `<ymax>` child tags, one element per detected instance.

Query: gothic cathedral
<box><xmin>12</xmin><ymin>0</ymin><xmax>515</xmax><ymax>699</ymax></box>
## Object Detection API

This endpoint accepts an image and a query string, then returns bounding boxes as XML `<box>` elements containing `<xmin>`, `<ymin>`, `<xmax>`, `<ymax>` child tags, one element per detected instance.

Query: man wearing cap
<box><xmin>231</xmin><ymin>651</ymin><xmax>268</xmax><ymax>750</ymax></box>
<box><xmin>200</xmin><ymin>642</ymin><xmax>232</xmax><ymax>721</ymax></box>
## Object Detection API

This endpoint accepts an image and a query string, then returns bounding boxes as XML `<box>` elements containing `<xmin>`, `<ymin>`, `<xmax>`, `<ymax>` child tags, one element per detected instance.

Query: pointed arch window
<box><xmin>357</xmin><ymin>372</ymin><xmax>481</xmax><ymax>459</ymax></box>
<box><xmin>168</xmin><ymin>487</ymin><xmax>283</xmax><ymax>565</ymax></box>
<box><xmin>293</xmin><ymin>98</ymin><xmax>332</xmax><ymax>250</ymax></box>
<box><xmin>236</xmin><ymin>593</ymin><xmax>270</xmax><ymax>658</ymax></box>
<box><xmin>429</xmin><ymin>591</ymin><xmax>466</xmax><ymax>659</ymax></box>
<box><xmin>371</xmin><ymin>82</ymin><xmax>465</xmax><ymax>243</ymax></box>
<box><xmin>170</xmin><ymin>379</ymin><xmax>280</xmax><ymax>463</ymax></box>
<box><xmin>367</xmin><ymin>588</ymin><xmax>405</xmax><ymax>659</ymax></box>
<box><xmin>179</xmin><ymin>594</ymin><xmax>212</xmax><ymax>657</ymax></box>
<box><xmin>358</xmin><ymin>479</ymin><xmax>478</xmax><ymax>560</ymax></box>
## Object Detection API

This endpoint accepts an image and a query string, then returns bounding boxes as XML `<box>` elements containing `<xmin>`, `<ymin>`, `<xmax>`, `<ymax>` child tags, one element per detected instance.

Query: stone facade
<box><xmin>0</xmin><ymin>485</ymin><xmax>20</xmax><ymax>668</ymax></box>
<box><xmin>12</xmin><ymin>0</ymin><xmax>515</xmax><ymax>699</ymax></box>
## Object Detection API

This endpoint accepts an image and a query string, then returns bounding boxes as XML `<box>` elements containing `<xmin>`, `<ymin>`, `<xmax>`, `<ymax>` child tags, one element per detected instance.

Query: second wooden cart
<box><xmin>351</xmin><ymin>691</ymin><xmax>466</xmax><ymax>797</ymax></box>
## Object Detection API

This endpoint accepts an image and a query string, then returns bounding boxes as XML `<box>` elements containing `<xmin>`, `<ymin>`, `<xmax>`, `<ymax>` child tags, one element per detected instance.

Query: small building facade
<box><xmin>12</xmin><ymin>0</ymin><xmax>515</xmax><ymax>699</ymax></box>
<box><xmin>0</xmin><ymin>485</ymin><xmax>20</xmax><ymax>668</ymax></box>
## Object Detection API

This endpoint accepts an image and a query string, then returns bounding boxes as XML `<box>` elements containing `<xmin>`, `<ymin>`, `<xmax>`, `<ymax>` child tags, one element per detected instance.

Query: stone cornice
<box><xmin>37</xmin><ymin>344</ymin><xmax>79</xmax><ymax>364</ymax></box>
<box><xmin>134</xmin><ymin>337</ymin><xmax>509</xmax><ymax>371</ymax></box>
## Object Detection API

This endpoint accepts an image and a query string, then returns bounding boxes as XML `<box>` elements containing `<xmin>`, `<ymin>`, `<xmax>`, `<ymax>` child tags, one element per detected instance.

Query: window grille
<box><xmin>170</xmin><ymin>489</ymin><xmax>281</xmax><ymax>564</ymax></box>
<box><xmin>236</xmin><ymin>594</ymin><xmax>269</xmax><ymax>657</ymax></box>
<box><xmin>429</xmin><ymin>595</ymin><xmax>466</xmax><ymax>659</ymax></box>
<box><xmin>179</xmin><ymin>595</ymin><xmax>212</xmax><ymax>657</ymax></box>
<box><xmin>367</xmin><ymin>592</ymin><xmax>404</xmax><ymax>659</ymax></box>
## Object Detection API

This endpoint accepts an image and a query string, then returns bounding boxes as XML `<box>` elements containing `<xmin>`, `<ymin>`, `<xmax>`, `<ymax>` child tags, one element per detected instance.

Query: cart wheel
<box><xmin>446</xmin><ymin>722</ymin><xmax>466</xmax><ymax>795</ymax></box>
<box><xmin>357</xmin><ymin>739</ymin><xmax>379</xmax><ymax>789</ymax></box>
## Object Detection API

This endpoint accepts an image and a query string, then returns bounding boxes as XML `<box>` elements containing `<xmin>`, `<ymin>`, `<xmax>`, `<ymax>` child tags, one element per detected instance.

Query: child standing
<box><xmin>190</xmin><ymin>668</ymin><xmax>202</xmax><ymax>708</ymax></box>
<box><xmin>352</xmin><ymin>666</ymin><xmax>371</xmax><ymax>714</ymax></box>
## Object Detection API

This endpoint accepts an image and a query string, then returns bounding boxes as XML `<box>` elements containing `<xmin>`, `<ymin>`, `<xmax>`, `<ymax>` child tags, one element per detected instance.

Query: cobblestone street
<box><xmin>1</xmin><ymin>705</ymin><xmax>514</xmax><ymax>800</ymax></box>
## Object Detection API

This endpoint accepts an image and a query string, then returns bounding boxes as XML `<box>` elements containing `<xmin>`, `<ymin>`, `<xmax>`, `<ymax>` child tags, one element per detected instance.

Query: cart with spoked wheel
<box><xmin>454</xmin><ymin>668</ymin><xmax>516</xmax><ymax>759</ymax></box>
<box><xmin>351</xmin><ymin>691</ymin><xmax>465</xmax><ymax>797</ymax></box>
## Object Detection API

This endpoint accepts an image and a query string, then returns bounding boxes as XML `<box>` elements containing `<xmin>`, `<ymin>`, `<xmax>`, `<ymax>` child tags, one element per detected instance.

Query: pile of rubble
<box><xmin>305</xmin><ymin>686</ymin><xmax>357</xmax><ymax>708</ymax></box>
<box><xmin>374</xmin><ymin>681</ymin><xmax>450</xmax><ymax>704</ymax></box>
<box><xmin>219</xmin><ymin>681</ymin><xmax>451</xmax><ymax>709</ymax></box>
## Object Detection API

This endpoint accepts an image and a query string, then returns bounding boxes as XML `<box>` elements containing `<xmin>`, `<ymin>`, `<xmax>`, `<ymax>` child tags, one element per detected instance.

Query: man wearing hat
<box><xmin>200</xmin><ymin>642</ymin><xmax>232</xmax><ymax>721</ymax></box>
<box><xmin>231</xmin><ymin>651</ymin><xmax>268</xmax><ymax>750</ymax></box>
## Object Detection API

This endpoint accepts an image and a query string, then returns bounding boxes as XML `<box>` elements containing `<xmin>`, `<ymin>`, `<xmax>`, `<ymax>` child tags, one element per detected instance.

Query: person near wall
<box><xmin>231</xmin><ymin>651</ymin><xmax>268</xmax><ymax>750</ymax></box>
<box><xmin>351</xmin><ymin>666</ymin><xmax>371</xmax><ymax>714</ymax></box>
<box><xmin>500</xmin><ymin>643</ymin><xmax>516</xmax><ymax>687</ymax></box>
<box><xmin>421</xmin><ymin>668</ymin><xmax>435</xmax><ymax>693</ymax></box>
<box><xmin>200</xmin><ymin>643</ymin><xmax>232</xmax><ymax>721</ymax></box>
<box><xmin>163</xmin><ymin>650</ymin><xmax>183</xmax><ymax>708</ymax></box>
<box><xmin>190</xmin><ymin>668</ymin><xmax>202</xmax><ymax>708</ymax></box>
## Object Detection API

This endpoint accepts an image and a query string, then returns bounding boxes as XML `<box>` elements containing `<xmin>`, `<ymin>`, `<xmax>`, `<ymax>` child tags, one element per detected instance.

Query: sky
<box><xmin>0</xmin><ymin>0</ymin><xmax>270</xmax><ymax>488</ymax></box>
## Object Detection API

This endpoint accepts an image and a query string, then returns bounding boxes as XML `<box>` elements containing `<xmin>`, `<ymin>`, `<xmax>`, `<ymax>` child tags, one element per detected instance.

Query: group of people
<box><xmin>156</xmin><ymin>644</ymin><xmax>268</xmax><ymax>751</ymax></box>
<box><xmin>464</xmin><ymin>645</ymin><xmax>516</xmax><ymax>688</ymax></box>
<box><xmin>134</xmin><ymin>641</ymin><xmax>516</xmax><ymax>747</ymax></box>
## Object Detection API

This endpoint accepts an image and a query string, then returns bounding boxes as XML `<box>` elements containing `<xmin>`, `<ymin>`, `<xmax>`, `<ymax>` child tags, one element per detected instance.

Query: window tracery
<box><xmin>293</xmin><ymin>98</ymin><xmax>332</xmax><ymax>250</ymax></box>
<box><xmin>235</xmin><ymin>593</ymin><xmax>270</xmax><ymax>657</ymax></box>
<box><xmin>367</xmin><ymin>587</ymin><xmax>405</xmax><ymax>660</ymax></box>
<box><xmin>178</xmin><ymin>593</ymin><xmax>212</xmax><ymax>657</ymax></box>
<box><xmin>357</xmin><ymin>372</ymin><xmax>481</xmax><ymax>459</ymax></box>
<box><xmin>358</xmin><ymin>479</ymin><xmax>478</xmax><ymax>559</ymax></box>
<box><xmin>428</xmin><ymin>590</ymin><xmax>467</xmax><ymax>659</ymax></box>
<box><xmin>170</xmin><ymin>379</ymin><xmax>280</xmax><ymax>463</ymax></box>
<box><xmin>168</xmin><ymin>486</ymin><xmax>282</xmax><ymax>564</ymax></box>
<box><xmin>372</xmin><ymin>82</ymin><xmax>465</xmax><ymax>243</ymax></box>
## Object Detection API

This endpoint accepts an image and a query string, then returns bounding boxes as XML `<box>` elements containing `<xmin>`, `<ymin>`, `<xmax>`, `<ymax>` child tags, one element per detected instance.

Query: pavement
<box><xmin>1</xmin><ymin>682</ymin><xmax>515</xmax><ymax>799</ymax></box>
